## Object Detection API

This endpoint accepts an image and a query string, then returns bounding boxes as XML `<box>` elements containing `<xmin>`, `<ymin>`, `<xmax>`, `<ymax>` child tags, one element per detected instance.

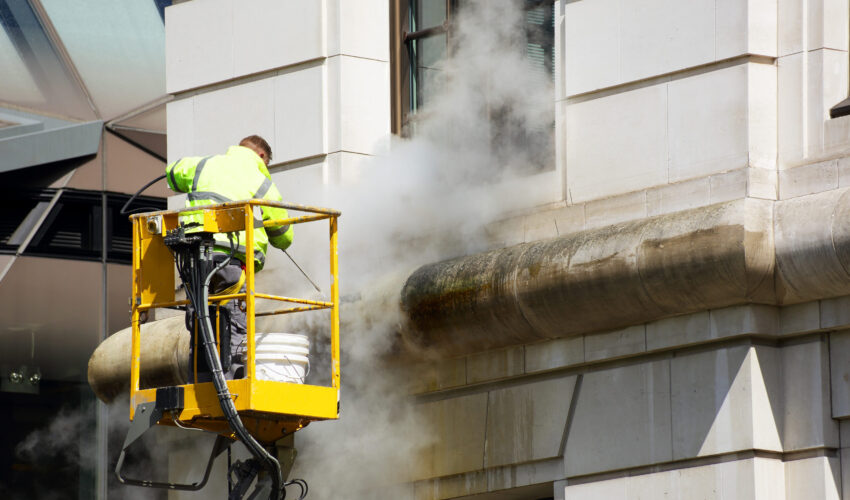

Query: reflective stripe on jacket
<box><xmin>165</xmin><ymin>145</ymin><xmax>293</xmax><ymax>270</ymax></box>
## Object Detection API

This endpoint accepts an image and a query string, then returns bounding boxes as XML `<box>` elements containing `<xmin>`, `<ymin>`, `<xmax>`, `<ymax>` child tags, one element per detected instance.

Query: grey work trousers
<box><xmin>188</xmin><ymin>255</ymin><xmax>247</xmax><ymax>380</ymax></box>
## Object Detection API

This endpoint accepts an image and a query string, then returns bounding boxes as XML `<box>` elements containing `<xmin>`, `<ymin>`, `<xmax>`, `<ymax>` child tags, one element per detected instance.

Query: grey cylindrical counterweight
<box><xmin>87</xmin><ymin>316</ymin><xmax>189</xmax><ymax>403</ymax></box>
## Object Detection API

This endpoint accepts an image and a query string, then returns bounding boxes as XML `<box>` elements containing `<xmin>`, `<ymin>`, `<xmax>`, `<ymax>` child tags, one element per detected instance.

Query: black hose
<box><xmin>227</xmin><ymin>447</ymin><xmax>233</xmax><ymax>495</ymax></box>
<box><xmin>191</xmin><ymin>238</ymin><xmax>284</xmax><ymax>500</ymax></box>
<box><xmin>284</xmin><ymin>479</ymin><xmax>308</xmax><ymax>500</ymax></box>
<box><xmin>121</xmin><ymin>174</ymin><xmax>167</xmax><ymax>215</ymax></box>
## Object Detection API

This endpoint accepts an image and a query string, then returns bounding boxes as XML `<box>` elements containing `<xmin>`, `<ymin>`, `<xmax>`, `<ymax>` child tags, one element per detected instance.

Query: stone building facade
<box><xmin>164</xmin><ymin>0</ymin><xmax>850</xmax><ymax>498</ymax></box>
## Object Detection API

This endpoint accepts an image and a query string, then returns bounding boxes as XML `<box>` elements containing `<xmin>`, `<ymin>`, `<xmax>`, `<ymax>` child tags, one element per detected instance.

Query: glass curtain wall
<box><xmin>40</xmin><ymin>0</ymin><xmax>167</xmax><ymax>120</ymax></box>
<box><xmin>0</xmin><ymin>0</ymin><xmax>93</xmax><ymax>119</ymax></box>
<box><xmin>0</xmin><ymin>1</ymin><xmax>171</xmax><ymax>498</ymax></box>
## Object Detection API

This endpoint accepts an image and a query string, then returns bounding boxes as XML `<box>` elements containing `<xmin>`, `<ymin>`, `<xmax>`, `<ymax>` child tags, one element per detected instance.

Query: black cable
<box><xmin>170</xmin><ymin>231</ymin><xmax>293</xmax><ymax>499</ymax></box>
<box><xmin>120</xmin><ymin>173</ymin><xmax>167</xmax><ymax>215</ymax></box>
<box><xmin>191</xmin><ymin>235</ymin><xmax>284</xmax><ymax>500</ymax></box>
<box><xmin>284</xmin><ymin>479</ymin><xmax>308</xmax><ymax>500</ymax></box>
<box><xmin>227</xmin><ymin>446</ymin><xmax>232</xmax><ymax>496</ymax></box>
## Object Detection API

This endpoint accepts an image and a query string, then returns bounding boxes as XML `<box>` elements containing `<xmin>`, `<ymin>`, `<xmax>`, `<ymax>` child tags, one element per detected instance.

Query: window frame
<box><xmin>390</xmin><ymin>0</ymin><xmax>556</xmax><ymax>136</ymax></box>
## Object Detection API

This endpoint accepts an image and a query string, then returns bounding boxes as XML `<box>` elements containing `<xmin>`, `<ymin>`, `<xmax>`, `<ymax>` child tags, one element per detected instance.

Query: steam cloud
<box><xmin>12</xmin><ymin>403</ymin><xmax>98</xmax><ymax>500</ymax></box>
<box><xmin>12</xmin><ymin>396</ymin><xmax>166</xmax><ymax>500</ymax></box>
<box><xmin>277</xmin><ymin>0</ymin><xmax>555</xmax><ymax>497</ymax></box>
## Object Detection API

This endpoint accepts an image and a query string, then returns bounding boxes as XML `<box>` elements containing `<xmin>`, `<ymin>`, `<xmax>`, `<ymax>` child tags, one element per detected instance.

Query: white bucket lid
<box><xmin>255</xmin><ymin>351</ymin><xmax>309</xmax><ymax>361</ymax></box>
<box><xmin>256</xmin><ymin>332</ymin><xmax>309</xmax><ymax>347</ymax></box>
<box><xmin>255</xmin><ymin>344</ymin><xmax>309</xmax><ymax>354</ymax></box>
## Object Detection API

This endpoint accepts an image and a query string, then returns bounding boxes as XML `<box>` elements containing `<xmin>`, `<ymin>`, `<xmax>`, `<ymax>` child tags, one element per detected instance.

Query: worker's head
<box><xmin>239</xmin><ymin>135</ymin><xmax>273</xmax><ymax>166</ymax></box>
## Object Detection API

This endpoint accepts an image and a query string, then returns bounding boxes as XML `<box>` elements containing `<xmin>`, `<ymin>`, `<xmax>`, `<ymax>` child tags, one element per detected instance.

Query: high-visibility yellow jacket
<box><xmin>165</xmin><ymin>145</ymin><xmax>293</xmax><ymax>270</ymax></box>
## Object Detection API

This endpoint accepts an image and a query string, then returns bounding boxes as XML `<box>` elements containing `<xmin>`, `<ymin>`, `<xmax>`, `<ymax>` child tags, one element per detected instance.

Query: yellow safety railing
<box><xmin>127</xmin><ymin>200</ymin><xmax>341</xmax><ymax>442</ymax></box>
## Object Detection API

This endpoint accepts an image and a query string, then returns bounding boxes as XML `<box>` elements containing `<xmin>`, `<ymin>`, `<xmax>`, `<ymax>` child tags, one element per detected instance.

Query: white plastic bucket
<box><xmin>253</xmin><ymin>332</ymin><xmax>310</xmax><ymax>384</ymax></box>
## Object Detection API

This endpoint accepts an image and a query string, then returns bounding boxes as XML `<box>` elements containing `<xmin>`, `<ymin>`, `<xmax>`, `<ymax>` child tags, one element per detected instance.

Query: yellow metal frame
<box><xmin>128</xmin><ymin>200</ymin><xmax>341</xmax><ymax>444</ymax></box>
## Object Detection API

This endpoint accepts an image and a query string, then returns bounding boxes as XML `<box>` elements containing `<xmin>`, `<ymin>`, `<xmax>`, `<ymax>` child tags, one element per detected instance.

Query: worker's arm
<box><xmin>258</xmin><ymin>181</ymin><xmax>294</xmax><ymax>251</ymax></box>
<box><xmin>165</xmin><ymin>156</ymin><xmax>204</xmax><ymax>193</ymax></box>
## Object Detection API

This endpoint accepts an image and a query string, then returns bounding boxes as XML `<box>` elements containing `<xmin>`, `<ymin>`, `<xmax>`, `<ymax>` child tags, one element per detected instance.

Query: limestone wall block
<box><xmin>829</xmin><ymin>329</ymin><xmax>850</xmax><ymax>418</ymax></box>
<box><xmin>166</xmin><ymin>0</ymin><xmax>324</xmax><ymax>93</ymax></box>
<box><xmin>670</xmin><ymin>345</ymin><xmax>782</xmax><ymax>460</ymax></box>
<box><xmin>781</xmin><ymin>337</ymin><xmax>838</xmax><ymax>451</ymax></box>
<box><xmin>564</xmin><ymin>0</ymin><xmax>776</xmax><ymax>96</ymax></box>
<box><xmin>584</xmin><ymin>325</ymin><xmax>646</xmax><ymax>362</ymax></box>
<box><xmin>485</xmin><ymin>377</ymin><xmax>576</xmax><ymax>468</ymax></box>
<box><xmin>525</xmin><ymin>337</ymin><xmax>584</xmax><ymax>373</ymax></box>
<box><xmin>563</xmin><ymin>457</ymin><xmax>783</xmax><ymax>499</ymax></box>
<box><xmin>566</xmin><ymin>85</ymin><xmax>667</xmax><ymax>203</ymax></box>
<box><xmin>784</xmin><ymin>455</ymin><xmax>841</xmax><ymax>500</ymax></box>
<box><xmin>416</xmin><ymin>393</ymin><xmax>488</xmax><ymax>478</ymax></box>
<box><xmin>467</xmin><ymin>346</ymin><xmax>524</xmax><ymax>384</ymax></box>
<box><xmin>564</xmin><ymin>360</ymin><xmax>672</xmax><ymax>476</ymax></box>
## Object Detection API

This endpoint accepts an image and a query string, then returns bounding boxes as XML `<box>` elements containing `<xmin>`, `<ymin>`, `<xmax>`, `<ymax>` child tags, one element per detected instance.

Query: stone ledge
<box><xmin>411</xmin><ymin>448</ymin><xmax>840</xmax><ymax>500</ymax></box>
<box><xmin>403</xmin><ymin>198</ymin><xmax>776</xmax><ymax>356</ymax></box>
<box><xmin>410</xmin><ymin>297</ymin><xmax>850</xmax><ymax>394</ymax></box>
<box><xmin>413</xmin><ymin>458</ymin><xmax>562</xmax><ymax>500</ymax></box>
<box><xmin>563</xmin><ymin>448</ymin><xmax>837</xmax><ymax>484</ymax></box>
<box><xmin>486</xmin><ymin>168</ymin><xmax>751</xmax><ymax>248</ymax></box>
<box><xmin>405</xmin><ymin>186</ymin><xmax>850</xmax><ymax>357</ymax></box>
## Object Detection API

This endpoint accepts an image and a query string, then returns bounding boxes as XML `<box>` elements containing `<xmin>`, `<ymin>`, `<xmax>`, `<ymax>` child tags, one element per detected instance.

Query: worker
<box><xmin>165</xmin><ymin>135</ymin><xmax>294</xmax><ymax>379</ymax></box>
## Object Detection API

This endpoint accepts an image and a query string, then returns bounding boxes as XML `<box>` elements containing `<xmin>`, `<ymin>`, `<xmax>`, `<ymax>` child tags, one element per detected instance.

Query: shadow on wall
<box><xmin>410</xmin><ymin>337</ymin><xmax>840</xmax><ymax>497</ymax></box>
<box><xmin>560</xmin><ymin>338</ymin><xmax>841</xmax><ymax>496</ymax></box>
<box><xmin>406</xmin><ymin>337</ymin><xmax>840</xmax><ymax>498</ymax></box>
<box><xmin>564</xmin><ymin>344</ymin><xmax>780</xmax><ymax>476</ymax></box>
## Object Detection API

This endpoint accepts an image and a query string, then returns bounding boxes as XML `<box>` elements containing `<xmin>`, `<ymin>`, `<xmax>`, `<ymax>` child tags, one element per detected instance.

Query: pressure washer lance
<box><xmin>284</xmin><ymin>250</ymin><xmax>324</xmax><ymax>296</ymax></box>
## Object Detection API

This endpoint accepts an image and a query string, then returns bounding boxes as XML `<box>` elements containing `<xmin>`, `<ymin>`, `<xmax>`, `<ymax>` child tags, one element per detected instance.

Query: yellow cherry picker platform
<box><xmin>115</xmin><ymin>200</ymin><xmax>340</xmax><ymax>500</ymax></box>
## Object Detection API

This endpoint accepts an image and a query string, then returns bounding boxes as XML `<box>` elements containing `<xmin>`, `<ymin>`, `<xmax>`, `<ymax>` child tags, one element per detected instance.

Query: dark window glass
<box><xmin>0</xmin><ymin>200</ymin><xmax>36</xmax><ymax>247</ymax></box>
<box><xmin>406</xmin><ymin>0</ymin><xmax>450</xmax><ymax>118</ymax></box>
<box><xmin>106</xmin><ymin>194</ymin><xmax>166</xmax><ymax>264</ymax></box>
<box><xmin>25</xmin><ymin>191</ymin><xmax>103</xmax><ymax>260</ymax></box>
<box><xmin>410</xmin><ymin>0</ymin><xmax>447</xmax><ymax>31</ymax></box>
<box><xmin>0</xmin><ymin>189</ymin><xmax>50</xmax><ymax>252</ymax></box>
<box><xmin>0</xmin><ymin>381</ymin><xmax>97</xmax><ymax>499</ymax></box>
<box><xmin>0</xmin><ymin>189</ymin><xmax>165</xmax><ymax>264</ymax></box>
<box><xmin>408</xmin><ymin>33</ymin><xmax>447</xmax><ymax>115</ymax></box>
<box><xmin>405</xmin><ymin>0</ymin><xmax>554</xmax><ymax>120</ymax></box>
<box><xmin>400</xmin><ymin>0</ymin><xmax>556</xmax><ymax>171</ymax></box>
<box><xmin>525</xmin><ymin>1</ymin><xmax>555</xmax><ymax>82</ymax></box>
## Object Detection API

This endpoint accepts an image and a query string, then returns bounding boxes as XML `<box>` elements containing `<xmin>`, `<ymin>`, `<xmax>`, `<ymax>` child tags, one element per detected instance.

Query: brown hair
<box><xmin>239</xmin><ymin>135</ymin><xmax>273</xmax><ymax>163</ymax></box>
